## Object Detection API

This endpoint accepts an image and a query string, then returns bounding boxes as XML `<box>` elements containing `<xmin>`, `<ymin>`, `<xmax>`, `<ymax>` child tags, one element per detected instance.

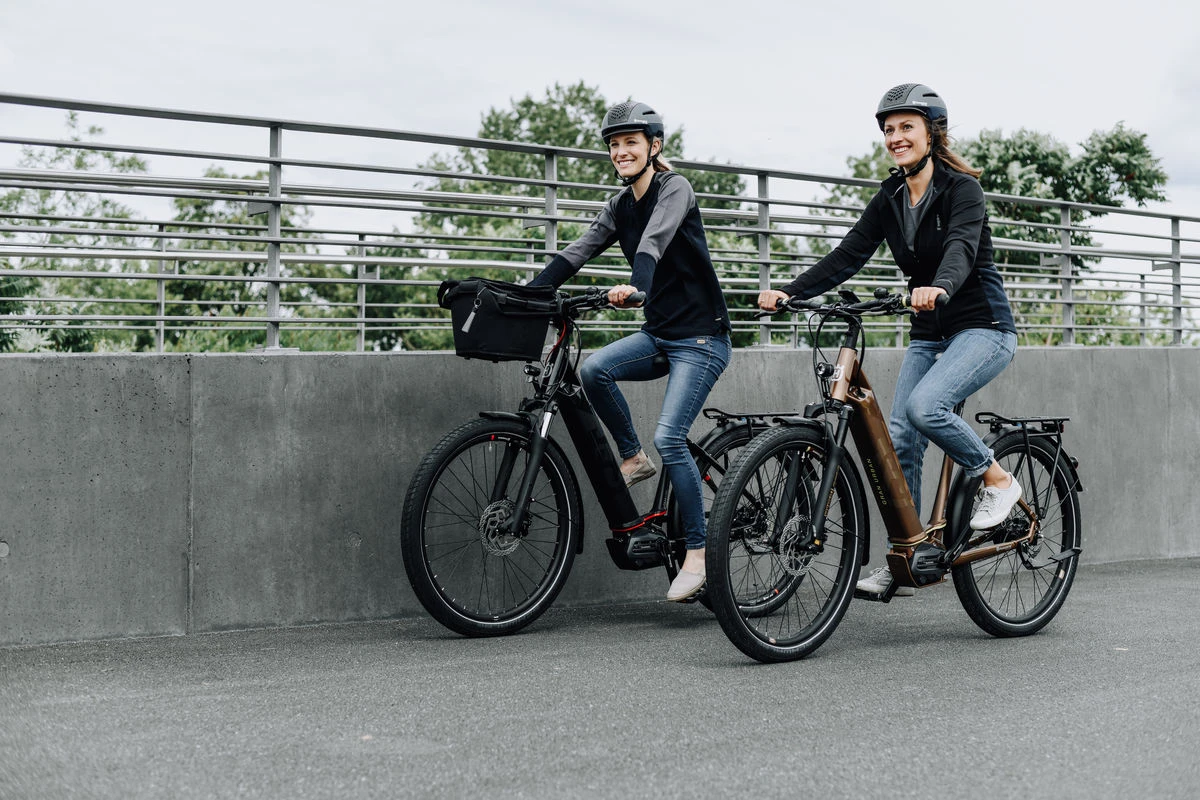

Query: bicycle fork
<box><xmin>771</xmin><ymin>404</ymin><xmax>855</xmax><ymax>555</ymax></box>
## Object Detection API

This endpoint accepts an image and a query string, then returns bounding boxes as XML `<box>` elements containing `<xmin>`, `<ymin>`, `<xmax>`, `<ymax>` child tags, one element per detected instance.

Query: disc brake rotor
<box><xmin>779</xmin><ymin>515</ymin><xmax>814</xmax><ymax>577</ymax></box>
<box><xmin>479</xmin><ymin>500</ymin><xmax>521</xmax><ymax>556</ymax></box>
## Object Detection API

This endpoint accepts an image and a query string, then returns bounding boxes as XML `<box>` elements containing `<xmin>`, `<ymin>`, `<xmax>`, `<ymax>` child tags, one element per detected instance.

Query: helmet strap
<box><xmin>615</xmin><ymin>139</ymin><xmax>660</xmax><ymax>186</ymax></box>
<box><xmin>889</xmin><ymin>150</ymin><xmax>932</xmax><ymax>180</ymax></box>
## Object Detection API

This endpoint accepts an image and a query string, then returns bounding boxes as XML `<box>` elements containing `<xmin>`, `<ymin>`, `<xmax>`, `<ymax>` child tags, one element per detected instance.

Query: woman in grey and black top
<box><xmin>530</xmin><ymin>101</ymin><xmax>731</xmax><ymax>603</ymax></box>
<box><xmin>758</xmin><ymin>84</ymin><xmax>1023</xmax><ymax>598</ymax></box>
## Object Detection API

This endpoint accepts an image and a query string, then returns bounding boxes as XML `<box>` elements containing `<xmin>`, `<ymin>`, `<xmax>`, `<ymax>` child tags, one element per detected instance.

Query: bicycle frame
<box><xmin>796</xmin><ymin>301</ymin><xmax>1061</xmax><ymax>591</ymax></box>
<box><xmin>489</xmin><ymin>295</ymin><xmax>747</xmax><ymax>572</ymax></box>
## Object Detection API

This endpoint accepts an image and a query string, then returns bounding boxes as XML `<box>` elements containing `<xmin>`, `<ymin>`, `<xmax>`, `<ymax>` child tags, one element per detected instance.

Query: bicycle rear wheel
<box><xmin>401</xmin><ymin>418</ymin><xmax>582</xmax><ymax>637</ymax></box>
<box><xmin>952</xmin><ymin>432</ymin><xmax>1081</xmax><ymax>637</ymax></box>
<box><xmin>706</xmin><ymin>426</ymin><xmax>865</xmax><ymax>662</ymax></box>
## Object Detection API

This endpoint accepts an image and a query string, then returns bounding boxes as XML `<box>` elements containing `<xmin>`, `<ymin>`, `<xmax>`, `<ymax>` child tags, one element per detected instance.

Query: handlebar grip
<box><xmin>626</xmin><ymin>291</ymin><xmax>647</xmax><ymax>306</ymax></box>
<box><xmin>903</xmin><ymin>292</ymin><xmax>950</xmax><ymax>308</ymax></box>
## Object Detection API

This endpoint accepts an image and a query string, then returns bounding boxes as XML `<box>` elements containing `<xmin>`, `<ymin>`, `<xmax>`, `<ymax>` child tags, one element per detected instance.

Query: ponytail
<box><xmin>930</xmin><ymin>123</ymin><xmax>981</xmax><ymax>178</ymax></box>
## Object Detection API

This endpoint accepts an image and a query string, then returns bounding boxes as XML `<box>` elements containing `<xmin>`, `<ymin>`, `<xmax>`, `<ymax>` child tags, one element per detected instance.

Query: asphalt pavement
<box><xmin>2</xmin><ymin>558</ymin><xmax>1199</xmax><ymax>800</ymax></box>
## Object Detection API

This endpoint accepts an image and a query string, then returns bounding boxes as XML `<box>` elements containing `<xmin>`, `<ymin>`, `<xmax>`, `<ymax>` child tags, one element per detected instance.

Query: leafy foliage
<box><xmin>163</xmin><ymin>167</ymin><xmax>355</xmax><ymax>352</ymax></box>
<box><xmin>0</xmin><ymin>112</ymin><xmax>149</xmax><ymax>351</ymax></box>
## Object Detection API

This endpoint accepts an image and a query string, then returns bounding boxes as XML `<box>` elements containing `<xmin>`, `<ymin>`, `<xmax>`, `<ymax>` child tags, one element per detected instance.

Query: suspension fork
<box><xmin>771</xmin><ymin>403</ymin><xmax>853</xmax><ymax>550</ymax></box>
<box><xmin>502</xmin><ymin>403</ymin><xmax>559</xmax><ymax>536</ymax></box>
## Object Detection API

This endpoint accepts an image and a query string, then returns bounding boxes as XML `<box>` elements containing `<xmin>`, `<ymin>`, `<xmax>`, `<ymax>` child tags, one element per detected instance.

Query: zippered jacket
<box><xmin>531</xmin><ymin>171</ymin><xmax>730</xmax><ymax>340</ymax></box>
<box><xmin>780</xmin><ymin>161</ymin><xmax>1016</xmax><ymax>341</ymax></box>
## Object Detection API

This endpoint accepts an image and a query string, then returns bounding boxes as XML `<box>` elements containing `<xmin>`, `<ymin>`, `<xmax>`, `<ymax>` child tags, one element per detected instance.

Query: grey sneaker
<box><xmin>970</xmin><ymin>475</ymin><xmax>1022</xmax><ymax>530</ymax></box>
<box><xmin>856</xmin><ymin>566</ymin><xmax>914</xmax><ymax>597</ymax></box>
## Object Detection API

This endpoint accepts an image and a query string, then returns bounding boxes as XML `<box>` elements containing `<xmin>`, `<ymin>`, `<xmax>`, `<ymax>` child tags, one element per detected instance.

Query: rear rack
<box><xmin>703</xmin><ymin>407</ymin><xmax>802</xmax><ymax>425</ymax></box>
<box><xmin>975</xmin><ymin>411</ymin><xmax>1069</xmax><ymax>435</ymax></box>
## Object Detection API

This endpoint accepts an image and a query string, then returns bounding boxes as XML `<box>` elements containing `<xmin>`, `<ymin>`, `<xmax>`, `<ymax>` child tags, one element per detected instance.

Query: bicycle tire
<box><xmin>706</xmin><ymin>426</ymin><xmax>865</xmax><ymax>662</ymax></box>
<box><xmin>951</xmin><ymin>432</ymin><xmax>1081</xmax><ymax>637</ymax></box>
<box><xmin>663</xmin><ymin>423</ymin><xmax>759</xmax><ymax>607</ymax></box>
<box><xmin>401</xmin><ymin>417</ymin><xmax>582</xmax><ymax>637</ymax></box>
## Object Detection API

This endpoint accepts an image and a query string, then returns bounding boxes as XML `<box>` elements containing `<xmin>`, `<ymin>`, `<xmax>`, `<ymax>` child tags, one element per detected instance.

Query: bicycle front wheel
<box><xmin>951</xmin><ymin>432</ymin><xmax>1081</xmax><ymax>637</ymax></box>
<box><xmin>401</xmin><ymin>418</ymin><xmax>582</xmax><ymax>637</ymax></box>
<box><xmin>706</xmin><ymin>426</ymin><xmax>865</xmax><ymax>662</ymax></box>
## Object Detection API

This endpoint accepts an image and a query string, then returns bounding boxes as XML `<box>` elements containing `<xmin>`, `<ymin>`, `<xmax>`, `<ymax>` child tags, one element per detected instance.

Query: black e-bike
<box><xmin>401</xmin><ymin>280</ymin><xmax>765</xmax><ymax>636</ymax></box>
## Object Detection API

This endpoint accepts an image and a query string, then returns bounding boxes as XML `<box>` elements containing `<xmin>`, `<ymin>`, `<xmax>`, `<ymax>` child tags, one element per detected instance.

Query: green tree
<box><xmin>0</xmin><ymin>112</ymin><xmax>151</xmax><ymax>352</ymax></box>
<box><xmin>164</xmin><ymin>167</ymin><xmax>351</xmax><ymax>351</ymax></box>
<box><xmin>807</xmin><ymin>124</ymin><xmax>1171</xmax><ymax>344</ymax></box>
<box><xmin>368</xmin><ymin>82</ymin><xmax>761</xmax><ymax>350</ymax></box>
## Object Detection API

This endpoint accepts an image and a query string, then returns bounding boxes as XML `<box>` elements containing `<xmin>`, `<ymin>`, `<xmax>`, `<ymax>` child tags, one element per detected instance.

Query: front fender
<box><xmin>480</xmin><ymin>410</ymin><xmax>534</xmax><ymax>427</ymax></box>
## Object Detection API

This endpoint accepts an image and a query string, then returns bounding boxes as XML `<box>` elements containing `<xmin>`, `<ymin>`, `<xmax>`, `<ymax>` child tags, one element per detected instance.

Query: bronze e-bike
<box><xmin>705</xmin><ymin>290</ymin><xmax>1083</xmax><ymax>663</ymax></box>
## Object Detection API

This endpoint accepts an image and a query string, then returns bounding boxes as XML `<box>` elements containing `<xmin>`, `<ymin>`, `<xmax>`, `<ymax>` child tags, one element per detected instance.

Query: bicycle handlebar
<box><xmin>756</xmin><ymin>290</ymin><xmax>947</xmax><ymax>319</ymax></box>
<box><xmin>561</xmin><ymin>287</ymin><xmax>647</xmax><ymax>313</ymax></box>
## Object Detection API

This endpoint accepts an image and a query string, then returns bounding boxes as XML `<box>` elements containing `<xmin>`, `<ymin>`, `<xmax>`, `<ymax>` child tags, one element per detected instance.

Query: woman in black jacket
<box><xmin>531</xmin><ymin>101</ymin><xmax>731</xmax><ymax>602</ymax></box>
<box><xmin>758</xmin><ymin>84</ymin><xmax>1021</xmax><ymax>597</ymax></box>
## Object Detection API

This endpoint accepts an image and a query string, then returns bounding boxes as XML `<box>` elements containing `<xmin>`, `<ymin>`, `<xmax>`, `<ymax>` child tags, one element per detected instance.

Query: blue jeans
<box><xmin>890</xmin><ymin>328</ymin><xmax>1017</xmax><ymax>514</ymax></box>
<box><xmin>580</xmin><ymin>330</ymin><xmax>731</xmax><ymax>549</ymax></box>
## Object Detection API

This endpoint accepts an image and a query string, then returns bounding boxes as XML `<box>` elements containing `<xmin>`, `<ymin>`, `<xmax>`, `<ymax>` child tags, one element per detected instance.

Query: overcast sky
<box><xmin>2</xmin><ymin>0</ymin><xmax>1197</xmax><ymax>218</ymax></box>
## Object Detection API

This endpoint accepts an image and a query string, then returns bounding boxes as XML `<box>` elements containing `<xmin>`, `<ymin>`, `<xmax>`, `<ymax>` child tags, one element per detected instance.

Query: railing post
<box><xmin>1139</xmin><ymin>275</ymin><xmax>1147</xmax><ymax>346</ymax></box>
<box><xmin>1151</xmin><ymin>216</ymin><xmax>1183</xmax><ymax>345</ymax></box>
<box><xmin>356</xmin><ymin>234</ymin><xmax>367</xmax><ymax>352</ymax></box>
<box><xmin>156</xmin><ymin>223</ymin><xmax>167</xmax><ymax>352</ymax></box>
<box><xmin>544</xmin><ymin>151</ymin><xmax>558</xmax><ymax>256</ymax></box>
<box><xmin>1171</xmin><ymin>217</ymin><xmax>1182</xmax><ymax>345</ymax></box>
<box><xmin>756</xmin><ymin>172</ymin><xmax>771</xmax><ymax>346</ymax></box>
<box><xmin>265</xmin><ymin>125</ymin><xmax>283</xmax><ymax>349</ymax></box>
<box><xmin>1058</xmin><ymin>205</ymin><xmax>1075</xmax><ymax>346</ymax></box>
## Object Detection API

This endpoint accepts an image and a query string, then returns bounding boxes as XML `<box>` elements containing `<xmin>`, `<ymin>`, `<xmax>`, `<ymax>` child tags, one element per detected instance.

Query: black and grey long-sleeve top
<box><xmin>530</xmin><ymin>171</ymin><xmax>730</xmax><ymax>340</ymax></box>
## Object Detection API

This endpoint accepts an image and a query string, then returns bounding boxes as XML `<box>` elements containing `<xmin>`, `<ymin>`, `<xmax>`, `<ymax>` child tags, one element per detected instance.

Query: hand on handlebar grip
<box><xmin>757</xmin><ymin>288</ymin><xmax>792</xmax><ymax>312</ymax></box>
<box><xmin>608</xmin><ymin>284</ymin><xmax>645</xmax><ymax>308</ymax></box>
<box><xmin>909</xmin><ymin>287</ymin><xmax>949</xmax><ymax>312</ymax></box>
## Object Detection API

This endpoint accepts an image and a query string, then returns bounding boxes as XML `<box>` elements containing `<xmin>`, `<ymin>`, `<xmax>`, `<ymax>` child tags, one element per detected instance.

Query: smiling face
<box><xmin>608</xmin><ymin>131</ymin><xmax>659</xmax><ymax>180</ymax></box>
<box><xmin>882</xmin><ymin>112</ymin><xmax>931</xmax><ymax>172</ymax></box>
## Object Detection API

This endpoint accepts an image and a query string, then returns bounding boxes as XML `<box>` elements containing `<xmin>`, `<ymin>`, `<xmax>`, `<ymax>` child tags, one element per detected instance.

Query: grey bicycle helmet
<box><xmin>875</xmin><ymin>83</ymin><xmax>948</xmax><ymax>131</ymax></box>
<box><xmin>600</xmin><ymin>101</ymin><xmax>665</xmax><ymax>143</ymax></box>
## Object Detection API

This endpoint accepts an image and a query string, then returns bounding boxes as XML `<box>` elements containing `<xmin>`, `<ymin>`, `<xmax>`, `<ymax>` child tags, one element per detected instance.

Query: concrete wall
<box><xmin>0</xmin><ymin>347</ymin><xmax>1195</xmax><ymax>646</ymax></box>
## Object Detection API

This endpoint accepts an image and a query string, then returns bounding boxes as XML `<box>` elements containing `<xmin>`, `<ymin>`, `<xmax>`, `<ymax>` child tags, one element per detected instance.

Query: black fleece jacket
<box><xmin>781</xmin><ymin>161</ymin><xmax>1016</xmax><ymax>341</ymax></box>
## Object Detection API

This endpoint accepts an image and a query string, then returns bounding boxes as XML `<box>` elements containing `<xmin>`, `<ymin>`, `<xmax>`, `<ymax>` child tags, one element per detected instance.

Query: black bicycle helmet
<box><xmin>875</xmin><ymin>83</ymin><xmax>948</xmax><ymax>131</ymax></box>
<box><xmin>600</xmin><ymin>101</ymin><xmax>665</xmax><ymax>143</ymax></box>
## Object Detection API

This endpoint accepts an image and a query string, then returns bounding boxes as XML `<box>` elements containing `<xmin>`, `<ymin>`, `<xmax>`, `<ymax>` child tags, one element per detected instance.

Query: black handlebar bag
<box><xmin>438</xmin><ymin>278</ymin><xmax>558</xmax><ymax>362</ymax></box>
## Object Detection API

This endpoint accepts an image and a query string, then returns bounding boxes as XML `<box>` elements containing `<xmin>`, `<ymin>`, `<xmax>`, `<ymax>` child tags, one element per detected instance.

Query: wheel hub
<box><xmin>479</xmin><ymin>500</ymin><xmax>521</xmax><ymax>556</ymax></box>
<box><xmin>734</xmin><ymin>508</ymin><xmax>774</xmax><ymax>555</ymax></box>
<box><xmin>779</xmin><ymin>515</ymin><xmax>814</xmax><ymax>577</ymax></box>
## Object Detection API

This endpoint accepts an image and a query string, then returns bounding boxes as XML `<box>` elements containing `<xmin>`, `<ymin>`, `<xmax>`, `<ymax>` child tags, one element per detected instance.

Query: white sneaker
<box><xmin>855</xmin><ymin>566</ymin><xmax>914</xmax><ymax>597</ymax></box>
<box><xmin>970</xmin><ymin>475</ymin><xmax>1022</xmax><ymax>530</ymax></box>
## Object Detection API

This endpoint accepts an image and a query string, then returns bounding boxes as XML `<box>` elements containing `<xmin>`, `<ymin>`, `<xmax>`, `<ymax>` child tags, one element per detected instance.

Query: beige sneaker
<box><xmin>621</xmin><ymin>451</ymin><xmax>657</xmax><ymax>488</ymax></box>
<box><xmin>666</xmin><ymin>569</ymin><xmax>705</xmax><ymax>602</ymax></box>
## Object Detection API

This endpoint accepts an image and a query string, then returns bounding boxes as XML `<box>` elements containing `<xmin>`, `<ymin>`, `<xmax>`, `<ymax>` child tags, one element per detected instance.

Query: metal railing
<box><xmin>1</xmin><ymin>91</ymin><xmax>1197</xmax><ymax>352</ymax></box>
